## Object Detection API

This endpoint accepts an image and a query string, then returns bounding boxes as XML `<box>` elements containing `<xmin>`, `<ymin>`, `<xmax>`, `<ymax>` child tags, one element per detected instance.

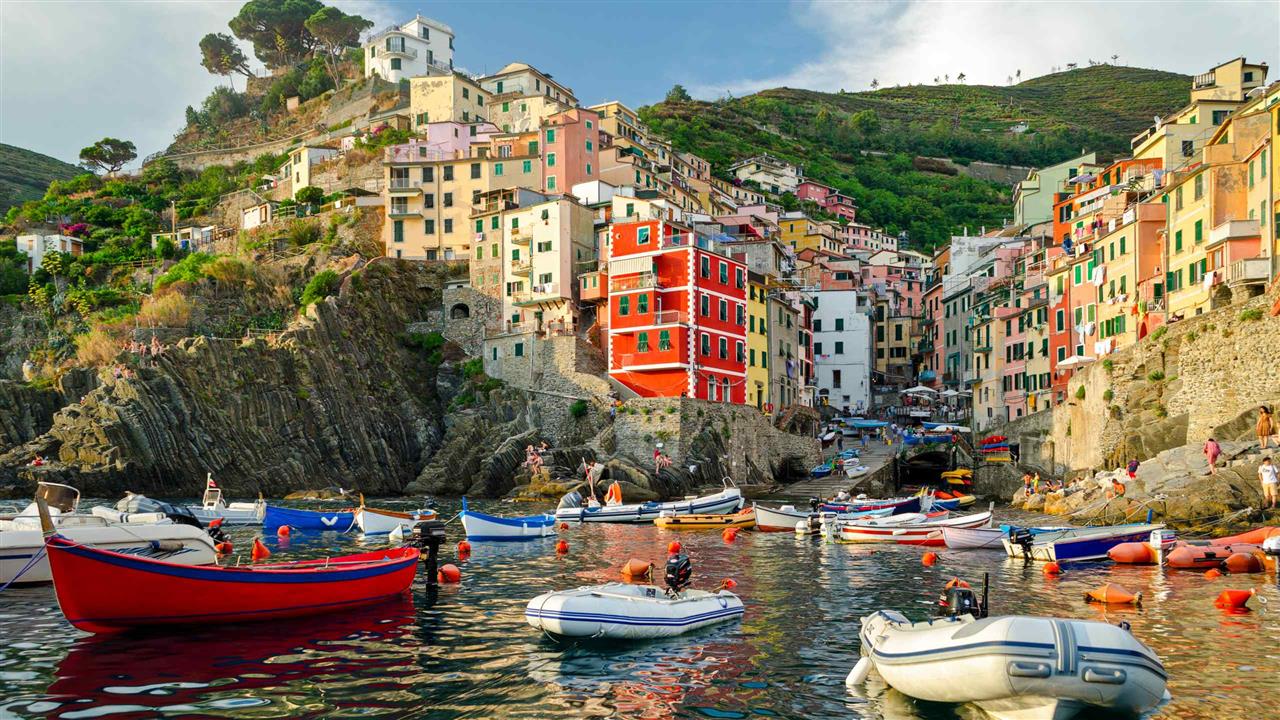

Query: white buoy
<box><xmin>795</xmin><ymin>520</ymin><xmax>808</xmax><ymax>536</ymax></box>
<box><xmin>846</xmin><ymin>657</ymin><xmax>871</xmax><ymax>686</ymax></box>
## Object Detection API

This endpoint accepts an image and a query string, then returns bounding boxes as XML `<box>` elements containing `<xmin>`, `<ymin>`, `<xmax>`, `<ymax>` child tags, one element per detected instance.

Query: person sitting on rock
<box><xmin>31</xmin><ymin>455</ymin><xmax>44</xmax><ymax>467</ymax></box>
<box><xmin>1108</xmin><ymin>477</ymin><xmax>1127</xmax><ymax>499</ymax></box>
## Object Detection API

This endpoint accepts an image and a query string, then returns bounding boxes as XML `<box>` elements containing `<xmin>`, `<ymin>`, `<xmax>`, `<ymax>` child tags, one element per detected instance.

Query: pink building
<box><xmin>542</xmin><ymin>108</ymin><xmax>600</xmax><ymax>194</ymax></box>
<box><xmin>384</xmin><ymin>121</ymin><xmax>500</xmax><ymax>162</ymax></box>
<box><xmin>796</xmin><ymin>180</ymin><xmax>857</xmax><ymax>222</ymax></box>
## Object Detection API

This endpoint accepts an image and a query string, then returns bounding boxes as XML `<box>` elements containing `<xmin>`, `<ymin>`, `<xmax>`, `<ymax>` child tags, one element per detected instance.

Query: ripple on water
<box><xmin>0</xmin><ymin>499</ymin><xmax>1276</xmax><ymax>719</ymax></box>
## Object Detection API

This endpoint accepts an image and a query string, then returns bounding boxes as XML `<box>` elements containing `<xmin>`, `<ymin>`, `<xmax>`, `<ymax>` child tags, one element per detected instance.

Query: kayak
<box><xmin>654</xmin><ymin>508</ymin><xmax>756</xmax><ymax>530</ymax></box>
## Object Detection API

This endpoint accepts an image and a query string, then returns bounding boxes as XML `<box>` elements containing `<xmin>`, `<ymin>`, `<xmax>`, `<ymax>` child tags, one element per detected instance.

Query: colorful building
<box><xmin>607</xmin><ymin>219</ymin><xmax>748</xmax><ymax>402</ymax></box>
<box><xmin>409</xmin><ymin>73</ymin><xmax>489</xmax><ymax>126</ymax></box>
<box><xmin>746</xmin><ymin>272</ymin><xmax>770</xmax><ymax>409</ymax></box>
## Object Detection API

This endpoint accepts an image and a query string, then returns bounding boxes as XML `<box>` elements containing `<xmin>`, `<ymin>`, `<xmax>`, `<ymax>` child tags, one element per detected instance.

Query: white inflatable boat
<box><xmin>526</xmin><ymin>582</ymin><xmax>743</xmax><ymax>639</ymax></box>
<box><xmin>852</xmin><ymin>611</ymin><xmax>1168</xmax><ymax>720</ymax></box>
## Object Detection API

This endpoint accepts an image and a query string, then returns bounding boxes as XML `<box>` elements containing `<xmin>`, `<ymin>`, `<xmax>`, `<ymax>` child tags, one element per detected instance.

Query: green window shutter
<box><xmin>1194</xmin><ymin>220</ymin><xmax>1202</xmax><ymax>244</ymax></box>
<box><xmin>619</xmin><ymin>296</ymin><xmax>629</xmax><ymax>316</ymax></box>
<box><xmin>1175</xmin><ymin>230</ymin><xmax>1182</xmax><ymax>251</ymax></box>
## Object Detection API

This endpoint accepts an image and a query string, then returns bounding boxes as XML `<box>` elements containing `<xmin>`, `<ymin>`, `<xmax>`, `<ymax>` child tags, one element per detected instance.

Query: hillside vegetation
<box><xmin>643</xmin><ymin>65</ymin><xmax>1189</xmax><ymax>247</ymax></box>
<box><xmin>0</xmin><ymin>144</ymin><xmax>83</xmax><ymax>216</ymax></box>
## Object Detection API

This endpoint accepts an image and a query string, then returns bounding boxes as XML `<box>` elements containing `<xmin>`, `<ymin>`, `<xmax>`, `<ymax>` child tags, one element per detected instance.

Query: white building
<box><xmin>364</xmin><ymin>15</ymin><xmax>454</xmax><ymax>83</ymax></box>
<box><xmin>15</xmin><ymin>234</ymin><xmax>83</xmax><ymax>273</ymax></box>
<box><xmin>728</xmin><ymin>155</ymin><xmax>802</xmax><ymax>195</ymax></box>
<box><xmin>811</xmin><ymin>288</ymin><xmax>873</xmax><ymax>413</ymax></box>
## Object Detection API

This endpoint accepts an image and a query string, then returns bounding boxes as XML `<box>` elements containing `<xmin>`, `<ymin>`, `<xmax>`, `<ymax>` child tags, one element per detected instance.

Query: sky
<box><xmin>1</xmin><ymin>0</ymin><xmax>1277</xmax><ymax>166</ymax></box>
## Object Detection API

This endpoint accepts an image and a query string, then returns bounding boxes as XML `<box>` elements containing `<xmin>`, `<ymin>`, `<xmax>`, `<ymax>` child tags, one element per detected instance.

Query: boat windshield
<box><xmin>35</xmin><ymin>482</ymin><xmax>80</xmax><ymax>513</ymax></box>
<box><xmin>202</xmin><ymin>487</ymin><xmax>224</xmax><ymax>508</ymax></box>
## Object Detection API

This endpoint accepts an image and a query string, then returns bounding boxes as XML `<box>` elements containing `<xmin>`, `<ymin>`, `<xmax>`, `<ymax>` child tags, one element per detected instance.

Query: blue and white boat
<box><xmin>262</xmin><ymin>505</ymin><xmax>356</xmax><ymax>532</ymax></box>
<box><xmin>1003</xmin><ymin>523</ymin><xmax>1165</xmax><ymax>562</ymax></box>
<box><xmin>811</xmin><ymin>463</ymin><xmax>834</xmax><ymax>478</ymax></box>
<box><xmin>460</xmin><ymin>499</ymin><xmax>556</xmax><ymax>541</ymax></box>
<box><xmin>555</xmin><ymin>484</ymin><xmax>742</xmax><ymax>524</ymax></box>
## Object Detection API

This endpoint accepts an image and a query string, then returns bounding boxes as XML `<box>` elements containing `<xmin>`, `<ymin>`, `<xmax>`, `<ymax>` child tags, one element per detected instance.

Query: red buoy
<box><xmin>559</xmin><ymin>522</ymin><xmax>569</xmax><ymax>531</ymax></box>
<box><xmin>457</xmin><ymin>540</ymin><xmax>472</xmax><ymax>557</ymax></box>
<box><xmin>208</xmin><ymin>518</ymin><xmax>224</xmax><ymax>529</ymax></box>
<box><xmin>251</xmin><ymin>537</ymin><xmax>271</xmax><ymax>562</ymax></box>
<box><xmin>215</xmin><ymin>541</ymin><xmax>233</xmax><ymax>555</ymax></box>
<box><xmin>722</xmin><ymin>578</ymin><xmax>738</xmax><ymax>590</ymax></box>
<box><xmin>922</xmin><ymin>552</ymin><xmax>938</xmax><ymax>566</ymax></box>
<box><xmin>438</xmin><ymin>563</ymin><xmax>461</xmax><ymax>583</ymax></box>
<box><xmin>620</xmin><ymin>558</ymin><xmax>653</xmax><ymax>581</ymax></box>
<box><xmin>1204</xmin><ymin>568</ymin><xmax>1223</xmax><ymax>579</ymax></box>
<box><xmin>668</xmin><ymin>541</ymin><xmax>682</xmax><ymax>555</ymax></box>
<box><xmin>276</xmin><ymin>525</ymin><xmax>291</xmax><ymax>538</ymax></box>
<box><xmin>1214</xmin><ymin>588</ymin><xmax>1256</xmax><ymax>611</ymax></box>
<box><xmin>1043</xmin><ymin>562</ymin><xmax>1062</xmax><ymax>576</ymax></box>
<box><xmin>1224</xmin><ymin>552</ymin><xmax>1263</xmax><ymax>574</ymax></box>
<box><xmin>722</xmin><ymin>527</ymin><xmax>739</xmax><ymax>542</ymax></box>
<box><xmin>556</xmin><ymin>540</ymin><xmax>569</xmax><ymax>555</ymax></box>
<box><xmin>1085</xmin><ymin>583</ymin><xmax>1142</xmax><ymax>605</ymax></box>
<box><xmin>944</xmin><ymin>577</ymin><xmax>970</xmax><ymax>590</ymax></box>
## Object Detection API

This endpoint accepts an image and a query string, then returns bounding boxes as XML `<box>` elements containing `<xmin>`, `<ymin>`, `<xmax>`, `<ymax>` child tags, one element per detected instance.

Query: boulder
<box><xmin>283</xmin><ymin>488</ymin><xmax>348</xmax><ymax>500</ymax></box>
<box><xmin>1023</xmin><ymin>493</ymin><xmax>1045</xmax><ymax>511</ymax></box>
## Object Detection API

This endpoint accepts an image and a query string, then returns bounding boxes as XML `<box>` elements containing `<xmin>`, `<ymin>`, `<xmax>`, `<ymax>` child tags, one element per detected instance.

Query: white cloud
<box><xmin>692</xmin><ymin>0</ymin><xmax>1279</xmax><ymax>98</ymax></box>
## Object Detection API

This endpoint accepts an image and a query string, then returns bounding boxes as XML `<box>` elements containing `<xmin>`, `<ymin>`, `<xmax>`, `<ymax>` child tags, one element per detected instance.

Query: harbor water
<box><xmin>1</xmin><ymin>499</ymin><xmax>1277</xmax><ymax>719</ymax></box>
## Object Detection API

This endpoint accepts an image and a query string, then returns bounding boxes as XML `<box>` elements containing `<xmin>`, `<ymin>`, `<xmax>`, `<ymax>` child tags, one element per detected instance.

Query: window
<box><xmin>443</xmin><ymin>166</ymin><xmax>454</xmax><ymax>181</ymax></box>
<box><xmin>586</xmin><ymin>140</ymin><xmax>593</xmax><ymax>152</ymax></box>
<box><xmin>814</xmin><ymin>342</ymin><xmax>823</xmax><ymax>355</ymax></box>
<box><xmin>462</xmin><ymin>87</ymin><xmax>470</xmax><ymax>99</ymax></box>
<box><xmin>835</xmin><ymin>341</ymin><xmax>844</xmax><ymax>354</ymax></box>
<box><xmin>471</xmin><ymin>163</ymin><xmax>481</xmax><ymax>179</ymax></box>
<box><xmin>700</xmin><ymin>256</ymin><xmax>710</xmax><ymax>278</ymax></box>
<box><xmin>392</xmin><ymin>220</ymin><xmax>404</xmax><ymax>243</ymax></box>
<box><xmin>494</xmin><ymin>162</ymin><xmax>504</xmax><ymax>177</ymax></box>
<box><xmin>422</xmin><ymin>167</ymin><xmax>434</xmax><ymax>182</ymax></box>
<box><xmin>469</xmin><ymin>125</ymin><xmax>477</xmax><ymax>137</ymax></box>
<box><xmin>586</xmin><ymin>163</ymin><xmax>592</xmax><ymax>176</ymax></box>
<box><xmin>813</xmin><ymin>319</ymin><xmax>821</xmax><ymax>332</ymax></box>
<box><xmin>546</xmin><ymin>176</ymin><xmax>556</xmax><ymax>190</ymax></box>
<box><xmin>443</xmin><ymin>192</ymin><xmax>453</xmax><ymax>208</ymax></box>
<box><xmin>637</xmin><ymin>227</ymin><xmax>650</xmax><ymax>245</ymax></box>
<box><xmin>527</xmin><ymin>141</ymin><xmax>538</xmax><ymax>155</ymax></box>
<box><xmin>701</xmin><ymin>333</ymin><xmax>710</xmax><ymax>355</ymax></box>
<box><xmin>719</xmin><ymin>262</ymin><xmax>728</xmax><ymax>284</ymax></box>
<box><xmin>536</xmin><ymin>240</ymin><xmax>552</xmax><ymax>253</ymax></box>
<box><xmin>637</xmin><ymin>332</ymin><xmax>650</xmax><ymax>353</ymax></box>
<box><xmin>586</xmin><ymin>120</ymin><xmax>593</xmax><ymax>130</ymax></box>
<box><xmin>835</xmin><ymin>318</ymin><xmax>844</xmax><ymax>331</ymax></box>
<box><xmin>625</xmin><ymin>202</ymin><xmax>635</xmax><ymax>217</ymax></box>
<box><xmin>1119</xmin><ymin>236</ymin><xmax>1126</xmax><ymax>255</ymax></box>
<box><xmin>659</xmin><ymin>330</ymin><xmax>671</xmax><ymax>351</ymax></box>
<box><xmin>749</xmin><ymin>348</ymin><xmax>756</xmax><ymax>366</ymax></box>
<box><xmin>443</xmin><ymin>219</ymin><xmax>452</xmax><ymax>233</ymax></box>
<box><xmin>1193</xmin><ymin>173</ymin><xmax>1203</xmax><ymax>200</ymax></box>
<box><xmin>735</xmin><ymin>304</ymin><xmax>745</xmax><ymax>326</ymax></box>
<box><xmin>700</xmin><ymin>294</ymin><xmax>709</xmax><ymax>316</ymax></box>
<box><xmin>547</xmin><ymin>153</ymin><xmax>556</xmax><ymax>167</ymax></box>
<box><xmin>1194</xmin><ymin>219</ymin><xmax>1202</xmax><ymax>244</ymax></box>
<box><xmin>1175</xmin><ymin>186</ymin><xmax>1183</xmax><ymax>210</ymax></box>
<box><xmin>511</xmin><ymin>217</ymin><xmax>519</xmax><ymax>229</ymax></box>
<box><xmin>718</xmin><ymin>337</ymin><xmax>727</xmax><ymax>359</ymax></box>
<box><xmin>619</xmin><ymin>296</ymin><xmax>630</xmax><ymax>316</ymax></box>
<box><xmin>1212</xmin><ymin>110</ymin><xmax>1229</xmax><ymax>125</ymax></box>
<box><xmin>718</xmin><ymin>299</ymin><xmax>727</xmax><ymax>322</ymax></box>
<box><xmin>735</xmin><ymin>268</ymin><xmax>745</xmax><ymax>289</ymax></box>
<box><xmin>546</xmin><ymin>128</ymin><xmax>556</xmax><ymax>143</ymax></box>
<box><xmin>514</xmin><ymin>342</ymin><xmax>524</xmax><ymax>358</ymax></box>
<box><xmin>501</xmin><ymin>101</ymin><xmax>509</xmax><ymax>112</ymax></box>
<box><xmin>736</xmin><ymin>341</ymin><xmax>745</xmax><ymax>363</ymax></box>
<box><xmin>1181</xmin><ymin>140</ymin><xmax>1194</xmax><ymax>157</ymax></box>
<box><xmin>390</xmin><ymin>58</ymin><xmax>401</xmax><ymax>70</ymax></box>
<box><xmin>832</xmin><ymin>370</ymin><xmax>842</xmax><ymax>388</ymax></box>
<box><xmin>1175</xmin><ymin>230</ymin><xmax>1183</xmax><ymax>252</ymax></box>
<box><xmin>425</xmin><ymin>219</ymin><xmax>435</xmax><ymax>234</ymax></box>
<box><xmin>475</xmin><ymin>219</ymin><xmax>484</xmax><ymax>234</ymax></box>
<box><xmin>638</xmin><ymin>294</ymin><xmax>649</xmax><ymax>314</ymax></box>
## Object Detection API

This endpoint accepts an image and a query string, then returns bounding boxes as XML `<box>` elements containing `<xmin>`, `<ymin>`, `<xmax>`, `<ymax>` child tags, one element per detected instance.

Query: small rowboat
<box><xmin>654</xmin><ymin>508</ymin><xmax>756</xmax><ymax>530</ymax></box>
<box><xmin>556</xmin><ymin>484</ymin><xmax>742</xmax><ymax>524</ymax></box>
<box><xmin>44</xmin><ymin>535</ymin><xmax>419</xmax><ymax>633</ymax></box>
<box><xmin>853</xmin><ymin>611</ymin><xmax>1168</xmax><ymax>720</ymax></box>
<box><xmin>753</xmin><ymin>504</ymin><xmax>893</xmax><ymax>532</ymax></box>
<box><xmin>838</xmin><ymin>510</ymin><xmax>992</xmax><ymax>545</ymax></box>
<box><xmin>820</xmin><ymin>496</ymin><xmax>921</xmax><ymax>515</ymax></box>
<box><xmin>354</xmin><ymin>501</ymin><xmax>438</xmax><ymax>535</ymax></box>
<box><xmin>526</xmin><ymin>582</ymin><xmax>743</xmax><ymax>639</ymax></box>
<box><xmin>810</xmin><ymin>464</ymin><xmax>834</xmax><ymax>478</ymax></box>
<box><xmin>460</xmin><ymin>498</ymin><xmax>555</xmax><ymax>541</ymax></box>
<box><xmin>263</xmin><ymin>505</ymin><xmax>356</xmax><ymax>532</ymax></box>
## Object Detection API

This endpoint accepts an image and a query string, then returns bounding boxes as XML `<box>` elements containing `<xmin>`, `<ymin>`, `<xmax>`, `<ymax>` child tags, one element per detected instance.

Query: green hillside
<box><xmin>642</xmin><ymin>65</ymin><xmax>1190</xmax><ymax>247</ymax></box>
<box><xmin>0</xmin><ymin>143</ymin><xmax>84</xmax><ymax>217</ymax></box>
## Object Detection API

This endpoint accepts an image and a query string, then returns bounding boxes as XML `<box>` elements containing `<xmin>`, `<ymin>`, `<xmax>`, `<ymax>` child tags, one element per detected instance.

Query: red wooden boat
<box><xmin>45</xmin><ymin>535</ymin><xmax>419</xmax><ymax>633</ymax></box>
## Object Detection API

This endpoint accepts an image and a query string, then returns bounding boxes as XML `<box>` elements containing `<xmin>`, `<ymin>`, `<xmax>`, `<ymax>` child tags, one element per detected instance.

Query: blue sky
<box><xmin>1</xmin><ymin>1</ymin><xmax>1277</xmax><ymax>165</ymax></box>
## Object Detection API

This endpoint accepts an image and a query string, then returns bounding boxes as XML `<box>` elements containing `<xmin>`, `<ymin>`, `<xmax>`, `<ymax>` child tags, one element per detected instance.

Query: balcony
<box><xmin>510</xmin><ymin>259</ymin><xmax>532</xmax><ymax>276</ymax></box>
<box><xmin>1192</xmin><ymin>70</ymin><xmax>1216</xmax><ymax>89</ymax></box>
<box><xmin>510</xmin><ymin>228</ymin><xmax>531</xmax><ymax>245</ymax></box>
<box><xmin>382</xmin><ymin>44</ymin><xmax>418</xmax><ymax>60</ymax></box>
<box><xmin>651</xmin><ymin>310</ymin><xmax>690</xmax><ymax>326</ymax></box>
<box><xmin>610</xmin><ymin>273</ymin><xmax>663</xmax><ymax>292</ymax></box>
<box><xmin>512</xmin><ymin>282</ymin><xmax>562</xmax><ymax>306</ymax></box>
<box><xmin>1226</xmin><ymin>257</ymin><xmax>1271</xmax><ymax>287</ymax></box>
<box><xmin>580</xmin><ymin>271</ymin><xmax>607</xmax><ymax>302</ymax></box>
<box><xmin>388</xmin><ymin>177</ymin><xmax>420</xmax><ymax>194</ymax></box>
<box><xmin>617</xmin><ymin>351</ymin><xmax>684</xmax><ymax>369</ymax></box>
<box><xmin>473</xmin><ymin>198</ymin><xmax>518</xmax><ymax>214</ymax></box>
<box><xmin>1025</xmin><ymin>295</ymin><xmax>1049</xmax><ymax>309</ymax></box>
<box><xmin>1207</xmin><ymin>219</ymin><xmax>1261</xmax><ymax>249</ymax></box>
<box><xmin>387</xmin><ymin>205</ymin><xmax>421</xmax><ymax>219</ymax></box>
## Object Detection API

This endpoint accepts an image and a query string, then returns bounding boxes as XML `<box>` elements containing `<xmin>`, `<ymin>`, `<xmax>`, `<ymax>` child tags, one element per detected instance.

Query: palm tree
<box><xmin>944</xmin><ymin>74</ymin><xmax>950</xmax><ymax>83</ymax></box>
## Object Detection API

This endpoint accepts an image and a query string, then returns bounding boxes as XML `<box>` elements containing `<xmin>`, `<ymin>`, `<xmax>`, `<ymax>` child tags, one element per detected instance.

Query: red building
<box><xmin>796</xmin><ymin>180</ymin><xmax>857</xmax><ymax>222</ymax></box>
<box><xmin>607</xmin><ymin>219</ymin><xmax>748</xmax><ymax>402</ymax></box>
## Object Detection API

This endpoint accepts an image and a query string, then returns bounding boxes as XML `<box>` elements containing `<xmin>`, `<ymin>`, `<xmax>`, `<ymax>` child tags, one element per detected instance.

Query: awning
<box><xmin>1057</xmin><ymin>355</ymin><xmax>1096</xmax><ymax>369</ymax></box>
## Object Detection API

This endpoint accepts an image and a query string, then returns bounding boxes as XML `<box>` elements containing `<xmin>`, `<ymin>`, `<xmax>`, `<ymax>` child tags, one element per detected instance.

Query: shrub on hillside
<box><xmin>1240</xmin><ymin>308</ymin><xmax>1264</xmax><ymax>322</ymax></box>
<box><xmin>288</xmin><ymin>219</ymin><xmax>322</xmax><ymax>246</ymax></box>
<box><xmin>295</xmin><ymin>185</ymin><xmax>325</xmax><ymax>205</ymax></box>
<box><xmin>137</xmin><ymin>292</ymin><xmax>193</xmax><ymax>328</ymax></box>
<box><xmin>1147</xmin><ymin>370</ymin><xmax>1165</xmax><ymax>382</ymax></box>
<box><xmin>75</xmin><ymin>326</ymin><xmax>124</xmax><ymax>367</ymax></box>
<box><xmin>155</xmin><ymin>253</ymin><xmax>215</xmax><ymax>290</ymax></box>
<box><xmin>570</xmin><ymin>399</ymin><xmax>589</xmax><ymax>419</ymax></box>
<box><xmin>300</xmin><ymin>269</ymin><xmax>339</xmax><ymax>306</ymax></box>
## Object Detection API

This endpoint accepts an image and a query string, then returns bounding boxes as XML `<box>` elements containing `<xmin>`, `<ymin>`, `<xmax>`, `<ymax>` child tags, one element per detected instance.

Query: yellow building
<box><xmin>589</xmin><ymin>101</ymin><xmax>649</xmax><ymax>146</ymax></box>
<box><xmin>1271</xmin><ymin>84</ymin><xmax>1280</xmax><ymax>259</ymax></box>
<box><xmin>1161</xmin><ymin>166</ymin><xmax>1212</xmax><ymax>318</ymax></box>
<box><xmin>746</xmin><ymin>273</ymin><xmax>770</xmax><ymax>409</ymax></box>
<box><xmin>499</xmin><ymin>197</ymin><xmax>595</xmax><ymax>332</ymax></box>
<box><xmin>409</xmin><ymin>74</ymin><xmax>490</xmax><ymax>127</ymax></box>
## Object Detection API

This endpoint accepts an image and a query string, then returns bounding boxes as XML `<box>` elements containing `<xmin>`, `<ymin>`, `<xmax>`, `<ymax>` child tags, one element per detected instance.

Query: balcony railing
<box><xmin>651</xmin><ymin>310</ymin><xmax>689</xmax><ymax>326</ymax></box>
<box><xmin>618</xmin><ymin>351</ymin><xmax>681</xmax><ymax>368</ymax></box>
<box><xmin>1193</xmin><ymin>70</ymin><xmax>1216</xmax><ymax>89</ymax></box>
<box><xmin>512</xmin><ymin>282</ymin><xmax>561</xmax><ymax>305</ymax></box>
<box><xmin>1227</xmin><ymin>257</ymin><xmax>1270</xmax><ymax>286</ymax></box>
<box><xmin>510</xmin><ymin>259</ymin><xmax>532</xmax><ymax>275</ymax></box>
<box><xmin>1208</xmin><ymin>219</ymin><xmax>1261</xmax><ymax>247</ymax></box>
<box><xmin>610</xmin><ymin>273</ymin><xmax>662</xmax><ymax>292</ymax></box>
<box><xmin>510</xmin><ymin>229</ymin><xmax>531</xmax><ymax>245</ymax></box>
<box><xmin>383</xmin><ymin>45</ymin><xmax>418</xmax><ymax>59</ymax></box>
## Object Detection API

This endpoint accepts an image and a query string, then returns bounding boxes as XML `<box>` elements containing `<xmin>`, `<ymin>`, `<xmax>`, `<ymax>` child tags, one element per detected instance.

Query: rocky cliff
<box><xmin>0</xmin><ymin>259</ymin><xmax>447</xmax><ymax>497</ymax></box>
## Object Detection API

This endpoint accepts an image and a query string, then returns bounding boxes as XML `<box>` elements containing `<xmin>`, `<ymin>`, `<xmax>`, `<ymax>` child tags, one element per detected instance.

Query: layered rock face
<box><xmin>0</xmin><ymin>259</ymin><xmax>445</xmax><ymax>497</ymax></box>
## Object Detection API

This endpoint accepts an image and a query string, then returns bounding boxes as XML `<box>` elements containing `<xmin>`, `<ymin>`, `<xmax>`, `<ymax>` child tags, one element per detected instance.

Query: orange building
<box><xmin>607</xmin><ymin>219</ymin><xmax>748</xmax><ymax>402</ymax></box>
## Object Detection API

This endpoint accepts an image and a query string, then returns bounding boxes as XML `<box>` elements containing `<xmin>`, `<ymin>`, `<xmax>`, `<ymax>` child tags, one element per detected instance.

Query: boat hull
<box><xmin>838</xmin><ymin>510</ymin><xmax>991</xmax><ymax>545</ymax></box>
<box><xmin>461</xmin><ymin>510</ymin><xmax>556</xmax><ymax>541</ymax></box>
<box><xmin>556</xmin><ymin>489</ymin><xmax>742</xmax><ymax>524</ymax></box>
<box><xmin>526</xmin><ymin>583</ymin><xmax>743</xmax><ymax>639</ymax></box>
<box><xmin>355</xmin><ymin>507</ymin><xmax>438</xmax><ymax>535</ymax></box>
<box><xmin>1</xmin><ymin>524</ymin><xmax>217</xmax><ymax>585</ymax></box>
<box><xmin>654</xmin><ymin>509</ymin><xmax>755</xmax><ymax>530</ymax></box>
<box><xmin>820</xmin><ymin>496</ymin><xmax>921</xmax><ymax>515</ymax></box>
<box><xmin>263</xmin><ymin>505</ymin><xmax>355</xmax><ymax>532</ymax></box>
<box><xmin>186</xmin><ymin>503</ymin><xmax>264</xmax><ymax>526</ymax></box>
<box><xmin>861</xmin><ymin>611</ymin><xmax>1167</xmax><ymax>720</ymax></box>
<box><xmin>45</xmin><ymin>536</ymin><xmax>419</xmax><ymax>633</ymax></box>
<box><xmin>1005</xmin><ymin>525</ymin><xmax>1164</xmax><ymax>562</ymax></box>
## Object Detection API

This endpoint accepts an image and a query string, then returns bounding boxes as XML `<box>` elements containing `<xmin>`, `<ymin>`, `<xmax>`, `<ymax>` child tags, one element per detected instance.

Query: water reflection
<box><xmin>0</xmin><ymin>500</ymin><xmax>1275</xmax><ymax>719</ymax></box>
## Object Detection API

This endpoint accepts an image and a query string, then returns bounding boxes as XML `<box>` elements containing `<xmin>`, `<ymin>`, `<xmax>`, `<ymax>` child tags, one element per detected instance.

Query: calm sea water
<box><xmin>0</xmin><ymin>499</ymin><xmax>1277</xmax><ymax>719</ymax></box>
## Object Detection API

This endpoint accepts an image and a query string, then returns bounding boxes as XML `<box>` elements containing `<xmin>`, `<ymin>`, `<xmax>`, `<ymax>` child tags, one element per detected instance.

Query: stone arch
<box><xmin>449</xmin><ymin>303</ymin><xmax>471</xmax><ymax>319</ymax></box>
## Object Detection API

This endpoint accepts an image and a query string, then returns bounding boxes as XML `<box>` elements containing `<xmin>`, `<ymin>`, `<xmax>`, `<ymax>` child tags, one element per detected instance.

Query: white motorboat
<box><xmin>354</xmin><ymin>502</ymin><xmax>438</xmax><ymax>535</ymax></box>
<box><xmin>943</xmin><ymin>525</ymin><xmax>1072</xmax><ymax>550</ymax></box>
<box><xmin>1</xmin><ymin>483</ymin><xmax>218</xmax><ymax>584</ymax></box>
<box><xmin>1002</xmin><ymin>524</ymin><xmax>1165</xmax><ymax>562</ymax></box>
<box><xmin>460</xmin><ymin>498</ymin><xmax>555</xmax><ymax>541</ymax></box>
<box><xmin>755</xmin><ymin>503</ymin><xmax>892</xmax><ymax>532</ymax></box>
<box><xmin>526</xmin><ymin>582</ymin><xmax>743</xmax><ymax>639</ymax></box>
<box><xmin>853</xmin><ymin>610</ymin><xmax>1168</xmax><ymax>720</ymax></box>
<box><xmin>117</xmin><ymin>474</ymin><xmax>264</xmax><ymax>526</ymax></box>
<box><xmin>556</xmin><ymin>481</ymin><xmax>742</xmax><ymax>524</ymax></box>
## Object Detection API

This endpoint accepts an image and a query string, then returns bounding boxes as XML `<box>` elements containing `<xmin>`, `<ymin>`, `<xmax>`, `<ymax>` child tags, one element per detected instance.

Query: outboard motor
<box><xmin>557</xmin><ymin>490</ymin><xmax>583</xmax><ymax>510</ymax></box>
<box><xmin>1009</xmin><ymin>527</ymin><xmax>1035</xmax><ymax>560</ymax></box>
<box><xmin>936</xmin><ymin>574</ymin><xmax>989</xmax><ymax>619</ymax></box>
<box><xmin>665</xmin><ymin>552</ymin><xmax>692</xmax><ymax>595</ymax></box>
<box><xmin>808</xmin><ymin>496</ymin><xmax>821</xmax><ymax>512</ymax></box>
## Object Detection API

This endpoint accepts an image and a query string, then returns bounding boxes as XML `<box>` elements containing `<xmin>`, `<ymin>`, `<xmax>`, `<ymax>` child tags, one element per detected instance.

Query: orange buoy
<box><xmin>1204</xmin><ymin>568</ymin><xmax>1222</xmax><ymax>579</ymax></box>
<box><xmin>620</xmin><ymin>558</ymin><xmax>653</xmax><ymax>581</ymax></box>
<box><xmin>1108</xmin><ymin>541</ymin><xmax>1156</xmax><ymax>564</ymax></box>
<box><xmin>559</xmin><ymin>522</ymin><xmax>569</xmax><ymax>531</ymax></box>
<box><xmin>722</xmin><ymin>527</ymin><xmax>739</xmax><ymax>542</ymax></box>
<box><xmin>721</xmin><ymin>578</ymin><xmax>738</xmax><ymax>590</ymax></box>
<box><xmin>457</xmin><ymin>540</ymin><xmax>472</xmax><ymax>557</ymax></box>
<box><xmin>1214</xmin><ymin>588</ymin><xmax>1256</xmax><ymax>611</ymax></box>
<box><xmin>922</xmin><ymin>552</ymin><xmax>938</xmax><ymax>566</ymax></box>
<box><xmin>944</xmin><ymin>577</ymin><xmax>970</xmax><ymax>590</ymax></box>
<box><xmin>556</xmin><ymin>539</ymin><xmax>569</xmax><ymax>555</ymax></box>
<box><xmin>208</xmin><ymin>518</ymin><xmax>224</xmax><ymax>529</ymax></box>
<box><xmin>1043</xmin><ymin>562</ymin><xmax>1062</xmax><ymax>576</ymax></box>
<box><xmin>215</xmin><ymin>541</ymin><xmax>233</xmax><ymax>554</ymax></box>
<box><xmin>438</xmin><ymin>563</ymin><xmax>461</xmax><ymax>583</ymax></box>
<box><xmin>276</xmin><ymin>525</ymin><xmax>291</xmax><ymax>538</ymax></box>
<box><xmin>668</xmin><ymin>541</ymin><xmax>682</xmax><ymax>555</ymax></box>
<box><xmin>251</xmin><ymin>537</ymin><xmax>271</xmax><ymax>562</ymax></box>
<box><xmin>1224</xmin><ymin>552</ymin><xmax>1264</xmax><ymax>574</ymax></box>
<box><xmin>1085</xmin><ymin>583</ymin><xmax>1142</xmax><ymax>605</ymax></box>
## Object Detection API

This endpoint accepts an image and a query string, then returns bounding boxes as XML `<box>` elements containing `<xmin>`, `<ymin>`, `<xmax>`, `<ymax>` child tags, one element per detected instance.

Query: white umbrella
<box><xmin>902</xmin><ymin>385</ymin><xmax>936</xmax><ymax>394</ymax></box>
<box><xmin>1057</xmin><ymin>355</ymin><xmax>1096</xmax><ymax>369</ymax></box>
<box><xmin>940</xmin><ymin>389</ymin><xmax>959</xmax><ymax>397</ymax></box>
